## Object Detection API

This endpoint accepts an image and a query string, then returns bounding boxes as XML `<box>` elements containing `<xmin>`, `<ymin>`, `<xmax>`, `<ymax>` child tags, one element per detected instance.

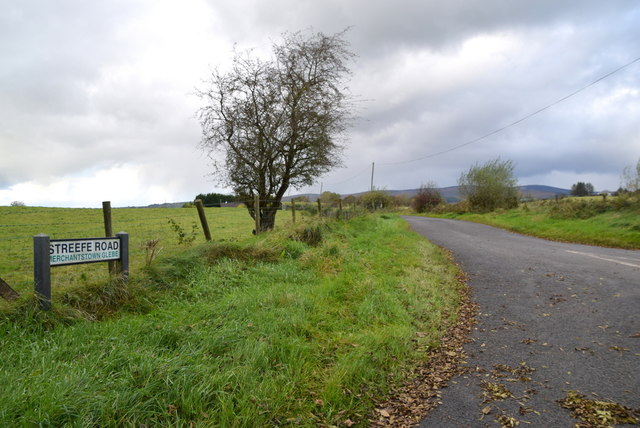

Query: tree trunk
<box><xmin>260</xmin><ymin>206</ymin><xmax>279</xmax><ymax>232</ymax></box>
<box><xmin>246</xmin><ymin>199</ymin><xmax>281</xmax><ymax>233</ymax></box>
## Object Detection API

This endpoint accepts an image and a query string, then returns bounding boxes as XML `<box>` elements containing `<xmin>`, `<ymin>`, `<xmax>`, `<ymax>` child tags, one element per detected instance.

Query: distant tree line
<box><xmin>570</xmin><ymin>182</ymin><xmax>594</xmax><ymax>197</ymax></box>
<box><xmin>195</xmin><ymin>193</ymin><xmax>238</xmax><ymax>207</ymax></box>
<box><xmin>188</xmin><ymin>158</ymin><xmax>638</xmax><ymax>219</ymax></box>
<box><xmin>290</xmin><ymin>191</ymin><xmax>397</xmax><ymax>210</ymax></box>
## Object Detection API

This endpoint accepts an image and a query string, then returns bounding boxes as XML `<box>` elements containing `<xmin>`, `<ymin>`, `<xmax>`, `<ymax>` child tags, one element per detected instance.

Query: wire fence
<box><xmin>0</xmin><ymin>199</ymin><xmax>363</xmax><ymax>305</ymax></box>
<box><xmin>0</xmin><ymin>205</ymin><xmax>255</xmax><ymax>302</ymax></box>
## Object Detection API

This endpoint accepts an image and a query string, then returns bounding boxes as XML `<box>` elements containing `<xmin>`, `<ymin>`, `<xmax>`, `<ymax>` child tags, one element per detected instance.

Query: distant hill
<box><xmin>138</xmin><ymin>202</ymin><xmax>188</xmax><ymax>208</ymax></box>
<box><xmin>284</xmin><ymin>185</ymin><xmax>570</xmax><ymax>203</ymax></box>
<box><xmin>281</xmin><ymin>193</ymin><xmax>319</xmax><ymax>202</ymax></box>
<box><xmin>145</xmin><ymin>185</ymin><xmax>571</xmax><ymax>207</ymax></box>
<box><xmin>518</xmin><ymin>185</ymin><xmax>571</xmax><ymax>200</ymax></box>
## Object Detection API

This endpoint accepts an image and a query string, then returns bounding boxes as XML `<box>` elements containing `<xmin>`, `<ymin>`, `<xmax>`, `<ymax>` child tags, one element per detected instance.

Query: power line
<box><xmin>323</xmin><ymin>164</ymin><xmax>371</xmax><ymax>186</ymax></box>
<box><xmin>378</xmin><ymin>54</ymin><xmax>640</xmax><ymax>166</ymax></box>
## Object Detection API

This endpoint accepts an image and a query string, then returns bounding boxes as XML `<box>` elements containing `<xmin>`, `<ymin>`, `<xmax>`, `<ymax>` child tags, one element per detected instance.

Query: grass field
<box><xmin>429</xmin><ymin>195</ymin><xmax>640</xmax><ymax>249</ymax></box>
<box><xmin>0</xmin><ymin>206</ymin><xmax>262</xmax><ymax>307</ymax></box>
<box><xmin>0</xmin><ymin>213</ymin><xmax>462</xmax><ymax>426</ymax></box>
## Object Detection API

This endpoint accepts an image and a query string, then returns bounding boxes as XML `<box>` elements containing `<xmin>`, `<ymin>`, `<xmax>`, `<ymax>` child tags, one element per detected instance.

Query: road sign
<box><xmin>49</xmin><ymin>237</ymin><xmax>121</xmax><ymax>266</ymax></box>
<box><xmin>33</xmin><ymin>232</ymin><xmax>129</xmax><ymax>310</ymax></box>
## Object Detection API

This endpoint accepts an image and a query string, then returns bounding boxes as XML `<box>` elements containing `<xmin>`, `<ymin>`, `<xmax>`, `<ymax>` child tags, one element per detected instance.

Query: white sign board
<box><xmin>50</xmin><ymin>237</ymin><xmax>120</xmax><ymax>266</ymax></box>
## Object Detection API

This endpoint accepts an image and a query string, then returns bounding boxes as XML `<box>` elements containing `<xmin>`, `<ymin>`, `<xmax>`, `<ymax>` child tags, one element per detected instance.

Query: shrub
<box><xmin>431</xmin><ymin>200</ymin><xmax>470</xmax><ymax>215</ymax></box>
<box><xmin>302</xmin><ymin>204</ymin><xmax>318</xmax><ymax>216</ymax></box>
<box><xmin>393</xmin><ymin>194</ymin><xmax>412</xmax><ymax>207</ymax></box>
<box><xmin>546</xmin><ymin>195</ymin><xmax>639</xmax><ymax>219</ymax></box>
<box><xmin>458</xmin><ymin>158</ymin><xmax>518</xmax><ymax>212</ymax></box>
<box><xmin>205</xmin><ymin>243</ymin><xmax>280</xmax><ymax>263</ymax></box>
<box><xmin>611</xmin><ymin>193</ymin><xmax>636</xmax><ymax>210</ymax></box>
<box><xmin>167</xmin><ymin>218</ymin><xmax>199</xmax><ymax>245</ymax></box>
<box><xmin>621</xmin><ymin>158</ymin><xmax>640</xmax><ymax>193</ymax></box>
<box><xmin>293</xmin><ymin>225</ymin><xmax>324</xmax><ymax>246</ymax></box>
<box><xmin>289</xmin><ymin>221</ymin><xmax>325</xmax><ymax>246</ymax></box>
<box><xmin>412</xmin><ymin>183</ymin><xmax>443</xmax><ymax>213</ymax></box>
<box><xmin>359</xmin><ymin>189</ymin><xmax>393</xmax><ymax>211</ymax></box>
<box><xmin>547</xmin><ymin>199</ymin><xmax>606</xmax><ymax>219</ymax></box>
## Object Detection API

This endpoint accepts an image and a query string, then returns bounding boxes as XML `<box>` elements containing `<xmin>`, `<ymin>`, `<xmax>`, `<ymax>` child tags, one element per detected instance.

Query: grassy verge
<box><xmin>428</xmin><ymin>196</ymin><xmax>640</xmax><ymax>249</ymax></box>
<box><xmin>0</xmin><ymin>214</ymin><xmax>462</xmax><ymax>427</ymax></box>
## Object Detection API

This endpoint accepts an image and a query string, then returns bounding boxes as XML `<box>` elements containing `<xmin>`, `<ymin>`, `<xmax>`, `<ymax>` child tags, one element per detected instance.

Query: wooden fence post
<box><xmin>194</xmin><ymin>199</ymin><xmax>212</xmax><ymax>241</ymax></box>
<box><xmin>317</xmin><ymin>199</ymin><xmax>322</xmax><ymax>217</ymax></box>
<box><xmin>338</xmin><ymin>199</ymin><xmax>343</xmax><ymax>220</ymax></box>
<box><xmin>291</xmin><ymin>200</ymin><xmax>296</xmax><ymax>224</ymax></box>
<box><xmin>254</xmin><ymin>194</ymin><xmax>261</xmax><ymax>233</ymax></box>
<box><xmin>102</xmin><ymin>201</ymin><xmax>116</xmax><ymax>275</ymax></box>
<box><xmin>0</xmin><ymin>277</ymin><xmax>19</xmax><ymax>302</ymax></box>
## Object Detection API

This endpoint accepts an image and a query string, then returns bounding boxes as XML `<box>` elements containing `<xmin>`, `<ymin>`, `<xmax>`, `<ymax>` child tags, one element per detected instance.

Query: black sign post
<box><xmin>33</xmin><ymin>234</ymin><xmax>51</xmax><ymax>310</ymax></box>
<box><xmin>116</xmin><ymin>232</ymin><xmax>129</xmax><ymax>281</ymax></box>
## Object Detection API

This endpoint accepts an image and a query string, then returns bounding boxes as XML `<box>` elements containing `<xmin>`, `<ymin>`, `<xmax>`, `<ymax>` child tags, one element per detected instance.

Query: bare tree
<box><xmin>622</xmin><ymin>158</ymin><xmax>640</xmax><ymax>193</ymax></box>
<box><xmin>197</xmin><ymin>30</ymin><xmax>355</xmax><ymax>231</ymax></box>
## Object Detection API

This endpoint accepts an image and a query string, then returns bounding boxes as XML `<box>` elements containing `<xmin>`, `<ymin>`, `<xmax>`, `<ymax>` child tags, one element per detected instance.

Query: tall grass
<box><xmin>0</xmin><ymin>214</ymin><xmax>462</xmax><ymax>426</ymax></box>
<box><xmin>429</xmin><ymin>195</ymin><xmax>640</xmax><ymax>249</ymax></box>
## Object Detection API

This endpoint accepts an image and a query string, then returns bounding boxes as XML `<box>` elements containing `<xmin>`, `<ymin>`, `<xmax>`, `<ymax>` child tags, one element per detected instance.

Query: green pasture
<box><xmin>0</xmin><ymin>206</ymin><xmax>270</xmax><ymax>305</ymax></box>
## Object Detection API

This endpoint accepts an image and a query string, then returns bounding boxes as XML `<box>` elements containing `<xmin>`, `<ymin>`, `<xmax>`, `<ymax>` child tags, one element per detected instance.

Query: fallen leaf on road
<box><xmin>495</xmin><ymin>413</ymin><xmax>519</xmax><ymax>427</ymax></box>
<box><xmin>557</xmin><ymin>391</ymin><xmax>640</xmax><ymax>426</ymax></box>
<box><xmin>481</xmin><ymin>381</ymin><xmax>513</xmax><ymax>402</ymax></box>
<box><xmin>518</xmin><ymin>406</ymin><xmax>538</xmax><ymax>416</ymax></box>
<box><xmin>608</xmin><ymin>345</ymin><xmax>630</xmax><ymax>352</ymax></box>
<box><xmin>377</xmin><ymin>409</ymin><xmax>390</xmax><ymax>418</ymax></box>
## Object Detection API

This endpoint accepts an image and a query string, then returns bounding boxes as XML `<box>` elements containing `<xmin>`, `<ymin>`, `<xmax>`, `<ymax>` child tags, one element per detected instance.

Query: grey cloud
<box><xmin>0</xmin><ymin>0</ymin><xmax>208</xmax><ymax>188</ymax></box>
<box><xmin>212</xmin><ymin>0</ymin><xmax>637</xmax><ymax>57</ymax></box>
<box><xmin>2</xmin><ymin>0</ymin><xmax>639</xmax><ymax>205</ymax></box>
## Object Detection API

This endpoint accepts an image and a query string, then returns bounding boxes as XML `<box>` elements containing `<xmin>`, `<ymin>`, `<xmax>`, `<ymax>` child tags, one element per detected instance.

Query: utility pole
<box><xmin>370</xmin><ymin>162</ymin><xmax>375</xmax><ymax>192</ymax></box>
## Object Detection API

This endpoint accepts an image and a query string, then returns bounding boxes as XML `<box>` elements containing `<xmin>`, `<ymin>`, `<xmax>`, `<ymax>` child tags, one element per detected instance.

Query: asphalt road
<box><xmin>402</xmin><ymin>217</ymin><xmax>640</xmax><ymax>428</ymax></box>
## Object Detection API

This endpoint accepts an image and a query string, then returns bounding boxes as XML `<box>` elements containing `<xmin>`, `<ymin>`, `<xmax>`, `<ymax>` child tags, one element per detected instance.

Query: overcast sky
<box><xmin>1</xmin><ymin>1</ymin><xmax>639</xmax><ymax>207</ymax></box>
